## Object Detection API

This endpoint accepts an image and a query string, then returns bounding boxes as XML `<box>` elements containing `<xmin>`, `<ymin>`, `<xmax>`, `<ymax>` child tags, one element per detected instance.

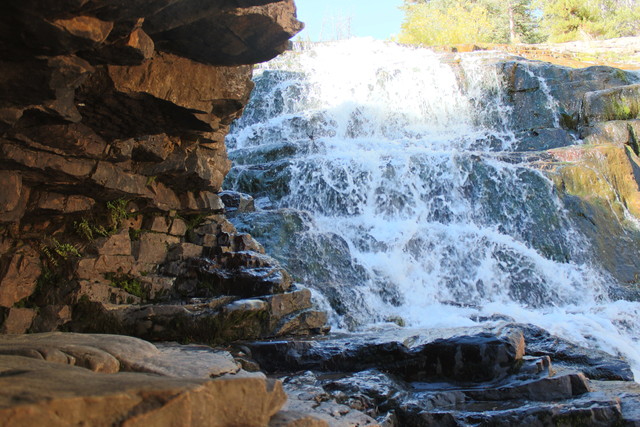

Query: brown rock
<box><xmin>0</xmin><ymin>170</ymin><xmax>23</xmax><ymax>213</ymax></box>
<box><xmin>135</xmin><ymin>233</ymin><xmax>179</xmax><ymax>264</ymax></box>
<box><xmin>1</xmin><ymin>141</ymin><xmax>96</xmax><ymax>179</ymax></box>
<box><xmin>169</xmin><ymin>217</ymin><xmax>188</xmax><ymax>236</ymax></box>
<box><xmin>91</xmin><ymin>27</ymin><xmax>155</xmax><ymax>65</ymax></box>
<box><xmin>30</xmin><ymin>305</ymin><xmax>72</xmax><ymax>333</ymax></box>
<box><xmin>0</xmin><ymin>332</ymin><xmax>241</xmax><ymax>378</ymax></box>
<box><xmin>11</xmin><ymin>122</ymin><xmax>108</xmax><ymax>158</ymax></box>
<box><xmin>52</xmin><ymin>16</ymin><xmax>113</xmax><ymax>46</ymax></box>
<box><xmin>91</xmin><ymin>161</ymin><xmax>151</xmax><ymax>196</ymax></box>
<box><xmin>181</xmin><ymin>190</ymin><xmax>226</xmax><ymax>212</ymax></box>
<box><xmin>263</xmin><ymin>288</ymin><xmax>313</xmax><ymax>321</ymax></box>
<box><xmin>96</xmin><ymin>230</ymin><xmax>132</xmax><ymax>256</ymax></box>
<box><xmin>0</xmin><ymin>248</ymin><xmax>41</xmax><ymax>307</ymax></box>
<box><xmin>166</xmin><ymin>243</ymin><xmax>203</xmax><ymax>261</ymax></box>
<box><xmin>272</xmin><ymin>310</ymin><xmax>329</xmax><ymax>337</ymax></box>
<box><xmin>76</xmin><ymin>255</ymin><xmax>136</xmax><ymax>279</ymax></box>
<box><xmin>108</xmin><ymin>52</ymin><xmax>253</xmax><ymax>114</ymax></box>
<box><xmin>0</xmin><ymin>308</ymin><xmax>37</xmax><ymax>334</ymax></box>
<box><xmin>74</xmin><ymin>280</ymin><xmax>141</xmax><ymax>305</ymax></box>
<box><xmin>146</xmin><ymin>0</ymin><xmax>303</xmax><ymax>65</ymax></box>
<box><xmin>0</xmin><ymin>355</ymin><xmax>286</xmax><ymax>426</ymax></box>
<box><xmin>148</xmin><ymin>215</ymin><xmax>170</xmax><ymax>233</ymax></box>
<box><xmin>36</xmin><ymin>192</ymin><xmax>95</xmax><ymax>213</ymax></box>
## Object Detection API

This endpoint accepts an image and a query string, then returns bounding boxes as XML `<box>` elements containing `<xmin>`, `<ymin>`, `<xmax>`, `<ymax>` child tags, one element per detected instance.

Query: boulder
<box><xmin>0</xmin><ymin>355</ymin><xmax>286</xmax><ymax>427</ymax></box>
<box><xmin>247</xmin><ymin>327</ymin><xmax>525</xmax><ymax>383</ymax></box>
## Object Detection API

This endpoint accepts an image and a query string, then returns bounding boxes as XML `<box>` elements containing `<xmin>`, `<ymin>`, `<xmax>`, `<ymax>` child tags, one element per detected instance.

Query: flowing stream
<box><xmin>225</xmin><ymin>39</ymin><xmax>640</xmax><ymax>378</ymax></box>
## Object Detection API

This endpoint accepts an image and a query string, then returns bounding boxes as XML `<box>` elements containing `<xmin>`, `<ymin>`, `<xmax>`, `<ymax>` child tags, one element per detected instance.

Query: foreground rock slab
<box><xmin>0</xmin><ymin>332</ymin><xmax>240</xmax><ymax>377</ymax></box>
<box><xmin>0</xmin><ymin>355</ymin><xmax>285</xmax><ymax>427</ymax></box>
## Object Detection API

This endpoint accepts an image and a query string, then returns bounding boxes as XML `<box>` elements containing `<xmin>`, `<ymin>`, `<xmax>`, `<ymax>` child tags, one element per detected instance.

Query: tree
<box><xmin>537</xmin><ymin>0</ymin><xmax>640</xmax><ymax>42</ymax></box>
<box><xmin>397</xmin><ymin>0</ymin><xmax>541</xmax><ymax>46</ymax></box>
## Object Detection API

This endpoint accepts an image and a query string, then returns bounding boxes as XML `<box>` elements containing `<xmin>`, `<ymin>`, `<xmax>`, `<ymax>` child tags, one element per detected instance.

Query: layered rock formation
<box><xmin>0</xmin><ymin>1</ymin><xmax>329</xmax><ymax>340</ymax></box>
<box><xmin>493</xmin><ymin>59</ymin><xmax>640</xmax><ymax>285</ymax></box>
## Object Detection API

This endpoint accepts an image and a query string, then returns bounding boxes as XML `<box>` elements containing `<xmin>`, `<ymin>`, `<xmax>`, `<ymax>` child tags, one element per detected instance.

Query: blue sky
<box><xmin>294</xmin><ymin>0</ymin><xmax>405</xmax><ymax>41</ymax></box>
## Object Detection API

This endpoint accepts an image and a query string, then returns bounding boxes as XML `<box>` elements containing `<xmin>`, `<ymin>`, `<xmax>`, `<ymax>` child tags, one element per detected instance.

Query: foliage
<box><xmin>74</xmin><ymin>198</ymin><xmax>130</xmax><ymax>241</ymax></box>
<box><xmin>105</xmin><ymin>272</ymin><xmax>147</xmax><ymax>300</ymax></box>
<box><xmin>397</xmin><ymin>0</ymin><xmax>541</xmax><ymax>46</ymax></box>
<box><xmin>399</xmin><ymin>0</ymin><xmax>640</xmax><ymax>46</ymax></box>
<box><xmin>536</xmin><ymin>0</ymin><xmax>640</xmax><ymax>42</ymax></box>
<box><xmin>40</xmin><ymin>238</ymin><xmax>81</xmax><ymax>267</ymax></box>
<box><xmin>106</xmin><ymin>198</ymin><xmax>129</xmax><ymax>230</ymax></box>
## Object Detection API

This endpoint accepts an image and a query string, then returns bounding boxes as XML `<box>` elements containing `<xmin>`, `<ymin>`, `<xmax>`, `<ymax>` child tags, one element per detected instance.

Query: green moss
<box><xmin>605</xmin><ymin>96</ymin><xmax>640</xmax><ymax>121</ymax></box>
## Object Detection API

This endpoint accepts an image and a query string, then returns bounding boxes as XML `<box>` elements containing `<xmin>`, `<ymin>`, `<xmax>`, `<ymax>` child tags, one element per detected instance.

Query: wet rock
<box><xmin>248</xmin><ymin>327</ymin><xmax>524</xmax><ymax>383</ymax></box>
<box><xmin>520</xmin><ymin>323</ymin><xmax>635</xmax><ymax>381</ymax></box>
<box><xmin>548</xmin><ymin>144</ymin><xmax>640</xmax><ymax>283</ymax></box>
<box><xmin>269</xmin><ymin>410</ymin><xmax>329</xmax><ymax>427</ymax></box>
<box><xmin>463</xmin><ymin>372</ymin><xmax>591</xmax><ymax>401</ymax></box>
<box><xmin>513</xmin><ymin>128</ymin><xmax>576</xmax><ymax>151</ymax></box>
<box><xmin>584</xmin><ymin>84</ymin><xmax>640</xmax><ymax>124</ymax></box>
<box><xmin>581</xmin><ymin>119</ymin><xmax>640</xmax><ymax>147</ymax></box>
<box><xmin>279</xmin><ymin>371</ymin><xmax>378</xmax><ymax>427</ymax></box>
<box><xmin>220</xmin><ymin>190</ymin><xmax>256</xmax><ymax>213</ymax></box>
<box><xmin>501</xmin><ymin>61</ymin><xmax>634</xmax><ymax>133</ymax></box>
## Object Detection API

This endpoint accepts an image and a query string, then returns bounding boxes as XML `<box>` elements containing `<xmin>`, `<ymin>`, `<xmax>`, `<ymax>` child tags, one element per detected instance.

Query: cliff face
<box><xmin>0</xmin><ymin>0</ymin><xmax>327</xmax><ymax>340</ymax></box>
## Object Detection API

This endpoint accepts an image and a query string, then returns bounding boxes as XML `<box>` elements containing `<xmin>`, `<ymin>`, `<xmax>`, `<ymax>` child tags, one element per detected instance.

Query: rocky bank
<box><xmin>0</xmin><ymin>0</ymin><xmax>328</xmax><ymax>341</ymax></box>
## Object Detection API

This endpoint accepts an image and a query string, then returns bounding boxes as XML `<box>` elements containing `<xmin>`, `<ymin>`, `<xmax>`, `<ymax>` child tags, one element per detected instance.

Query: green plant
<box><xmin>105</xmin><ymin>273</ymin><xmax>147</xmax><ymax>300</ymax></box>
<box><xmin>145</xmin><ymin>176</ymin><xmax>157</xmax><ymax>187</ymax></box>
<box><xmin>129</xmin><ymin>228</ymin><xmax>144</xmax><ymax>241</ymax></box>
<box><xmin>74</xmin><ymin>218</ymin><xmax>95</xmax><ymax>241</ymax></box>
<box><xmin>40</xmin><ymin>238</ymin><xmax>81</xmax><ymax>267</ymax></box>
<box><xmin>184</xmin><ymin>214</ymin><xmax>208</xmax><ymax>231</ymax></box>
<box><xmin>74</xmin><ymin>199</ymin><xmax>132</xmax><ymax>241</ymax></box>
<box><xmin>106</xmin><ymin>198</ymin><xmax>129</xmax><ymax>231</ymax></box>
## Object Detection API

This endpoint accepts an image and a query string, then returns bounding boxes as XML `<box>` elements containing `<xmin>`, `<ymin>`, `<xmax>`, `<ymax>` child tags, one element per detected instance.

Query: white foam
<box><xmin>227</xmin><ymin>38</ymin><xmax>640</xmax><ymax>381</ymax></box>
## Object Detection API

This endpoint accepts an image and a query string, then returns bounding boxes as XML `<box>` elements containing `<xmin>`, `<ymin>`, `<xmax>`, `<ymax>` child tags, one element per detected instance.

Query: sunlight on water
<box><xmin>226</xmin><ymin>38</ymin><xmax>640</xmax><ymax>379</ymax></box>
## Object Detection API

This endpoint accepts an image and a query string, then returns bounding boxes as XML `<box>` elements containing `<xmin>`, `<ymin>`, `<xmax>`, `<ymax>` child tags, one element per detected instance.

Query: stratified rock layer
<box><xmin>0</xmin><ymin>1</ymin><xmax>328</xmax><ymax>342</ymax></box>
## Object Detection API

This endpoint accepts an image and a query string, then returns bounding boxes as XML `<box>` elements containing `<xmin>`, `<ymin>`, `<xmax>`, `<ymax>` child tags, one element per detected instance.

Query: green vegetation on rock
<box><xmin>74</xmin><ymin>198</ymin><xmax>131</xmax><ymax>241</ymax></box>
<box><xmin>105</xmin><ymin>273</ymin><xmax>147</xmax><ymax>300</ymax></box>
<box><xmin>40</xmin><ymin>238</ymin><xmax>81</xmax><ymax>267</ymax></box>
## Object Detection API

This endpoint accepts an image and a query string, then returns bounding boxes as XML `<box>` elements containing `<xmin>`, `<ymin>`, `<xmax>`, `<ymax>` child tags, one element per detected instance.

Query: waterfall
<box><xmin>225</xmin><ymin>38</ymin><xmax>640</xmax><ymax>378</ymax></box>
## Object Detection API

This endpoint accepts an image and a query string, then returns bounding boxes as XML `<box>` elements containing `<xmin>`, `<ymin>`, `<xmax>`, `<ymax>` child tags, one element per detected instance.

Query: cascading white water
<box><xmin>225</xmin><ymin>38</ymin><xmax>640</xmax><ymax>378</ymax></box>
